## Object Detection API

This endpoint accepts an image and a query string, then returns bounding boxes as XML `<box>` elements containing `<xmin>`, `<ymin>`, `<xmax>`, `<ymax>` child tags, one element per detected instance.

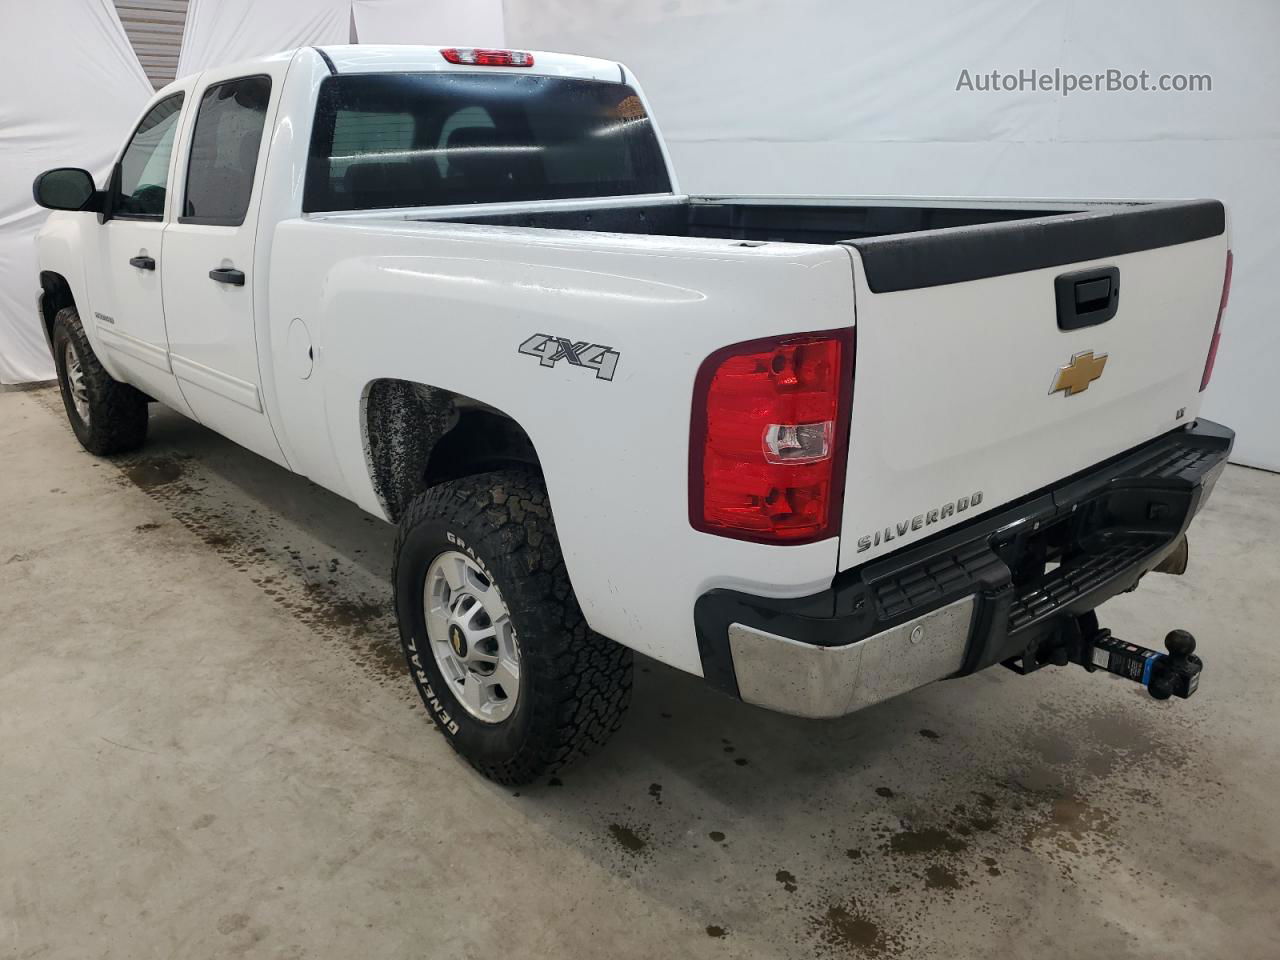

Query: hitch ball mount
<box><xmin>1003</xmin><ymin>615</ymin><xmax>1203</xmax><ymax>701</ymax></box>
<box><xmin>1083</xmin><ymin>628</ymin><xmax>1202</xmax><ymax>700</ymax></box>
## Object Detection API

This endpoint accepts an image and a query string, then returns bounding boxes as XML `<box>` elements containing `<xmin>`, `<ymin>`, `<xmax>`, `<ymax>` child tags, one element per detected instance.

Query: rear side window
<box><xmin>182</xmin><ymin>75</ymin><xmax>272</xmax><ymax>226</ymax></box>
<box><xmin>304</xmin><ymin>73</ymin><xmax>672</xmax><ymax>213</ymax></box>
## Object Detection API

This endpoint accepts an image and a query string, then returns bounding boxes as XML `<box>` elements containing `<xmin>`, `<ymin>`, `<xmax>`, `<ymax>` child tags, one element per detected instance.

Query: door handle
<box><xmin>209</xmin><ymin>267</ymin><xmax>245</xmax><ymax>286</ymax></box>
<box><xmin>129</xmin><ymin>255</ymin><xmax>156</xmax><ymax>271</ymax></box>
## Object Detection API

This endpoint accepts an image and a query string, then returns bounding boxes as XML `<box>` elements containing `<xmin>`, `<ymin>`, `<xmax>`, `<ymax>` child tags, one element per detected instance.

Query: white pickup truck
<box><xmin>35</xmin><ymin>44</ymin><xmax>1234</xmax><ymax>783</ymax></box>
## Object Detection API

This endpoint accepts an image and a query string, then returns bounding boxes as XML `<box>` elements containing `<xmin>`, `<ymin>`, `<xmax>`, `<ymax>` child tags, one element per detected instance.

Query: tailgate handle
<box><xmin>1055</xmin><ymin>266</ymin><xmax>1119</xmax><ymax>330</ymax></box>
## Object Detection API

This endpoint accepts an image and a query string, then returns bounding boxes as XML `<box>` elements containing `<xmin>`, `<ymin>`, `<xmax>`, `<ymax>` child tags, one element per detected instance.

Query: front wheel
<box><xmin>51</xmin><ymin>307</ymin><xmax>148</xmax><ymax>455</ymax></box>
<box><xmin>393</xmin><ymin>470</ymin><xmax>632</xmax><ymax>784</ymax></box>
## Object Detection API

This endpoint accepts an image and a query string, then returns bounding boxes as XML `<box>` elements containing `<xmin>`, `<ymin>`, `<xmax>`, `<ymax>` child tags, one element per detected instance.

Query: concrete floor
<box><xmin>2</xmin><ymin>385</ymin><xmax>1278</xmax><ymax>960</ymax></box>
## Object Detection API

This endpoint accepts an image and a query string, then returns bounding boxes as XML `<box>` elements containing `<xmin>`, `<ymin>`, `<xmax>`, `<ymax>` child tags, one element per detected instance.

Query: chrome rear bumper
<box><xmin>728</xmin><ymin>597</ymin><xmax>975</xmax><ymax>719</ymax></box>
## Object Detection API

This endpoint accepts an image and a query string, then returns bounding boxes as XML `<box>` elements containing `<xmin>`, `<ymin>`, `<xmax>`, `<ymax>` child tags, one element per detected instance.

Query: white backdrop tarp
<box><xmin>352</xmin><ymin>0</ymin><xmax>504</xmax><ymax>46</ymax></box>
<box><xmin>176</xmin><ymin>0</ymin><xmax>505</xmax><ymax>77</ymax></box>
<box><xmin>176</xmin><ymin>0</ymin><xmax>352</xmax><ymax>77</ymax></box>
<box><xmin>507</xmin><ymin>0</ymin><xmax>1280</xmax><ymax>470</ymax></box>
<box><xmin>0</xmin><ymin>0</ymin><xmax>152</xmax><ymax>384</ymax></box>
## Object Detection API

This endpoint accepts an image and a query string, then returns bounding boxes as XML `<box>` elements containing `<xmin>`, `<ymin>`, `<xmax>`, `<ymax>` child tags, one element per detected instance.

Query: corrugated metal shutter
<box><xmin>114</xmin><ymin>0</ymin><xmax>190</xmax><ymax>89</ymax></box>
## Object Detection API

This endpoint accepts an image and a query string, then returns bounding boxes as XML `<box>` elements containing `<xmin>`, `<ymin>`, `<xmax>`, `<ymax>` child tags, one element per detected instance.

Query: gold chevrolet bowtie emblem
<box><xmin>1050</xmin><ymin>350</ymin><xmax>1108</xmax><ymax>397</ymax></box>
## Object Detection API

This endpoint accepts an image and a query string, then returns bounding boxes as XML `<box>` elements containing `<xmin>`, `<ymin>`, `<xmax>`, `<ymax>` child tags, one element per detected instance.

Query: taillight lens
<box><xmin>440</xmin><ymin>48</ymin><xmax>535</xmax><ymax>67</ymax></box>
<box><xmin>1200</xmin><ymin>249</ymin><xmax>1232</xmax><ymax>391</ymax></box>
<box><xmin>690</xmin><ymin>330</ymin><xmax>854</xmax><ymax>544</ymax></box>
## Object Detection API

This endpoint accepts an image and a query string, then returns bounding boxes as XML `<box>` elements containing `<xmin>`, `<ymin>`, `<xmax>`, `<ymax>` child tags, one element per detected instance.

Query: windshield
<box><xmin>303</xmin><ymin>72</ymin><xmax>672</xmax><ymax>213</ymax></box>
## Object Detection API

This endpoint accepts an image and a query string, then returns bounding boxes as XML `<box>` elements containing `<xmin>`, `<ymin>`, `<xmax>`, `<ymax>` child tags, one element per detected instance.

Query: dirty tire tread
<box><xmin>393</xmin><ymin>470</ymin><xmax>632</xmax><ymax>785</ymax></box>
<box><xmin>51</xmin><ymin>307</ymin><xmax>148</xmax><ymax>456</ymax></box>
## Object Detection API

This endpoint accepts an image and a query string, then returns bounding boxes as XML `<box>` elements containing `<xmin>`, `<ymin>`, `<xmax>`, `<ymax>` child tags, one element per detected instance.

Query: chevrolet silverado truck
<box><xmin>34</xmin><ymin>45</ymin><xmax>1234</xmax><ymax>784</ymax></box>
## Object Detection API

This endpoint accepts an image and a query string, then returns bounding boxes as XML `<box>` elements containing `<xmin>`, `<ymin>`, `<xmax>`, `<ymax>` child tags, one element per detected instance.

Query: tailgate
<box><xmin>838</xmin><ymin>200</ymin><xmax>1228</xmax><ymax>570</ymax></box>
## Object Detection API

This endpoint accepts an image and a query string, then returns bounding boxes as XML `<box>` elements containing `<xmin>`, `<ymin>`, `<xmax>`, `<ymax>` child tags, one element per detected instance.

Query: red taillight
<box><xmin>440</xmin><ymin>48</ymin><xmax>535</xmax><ymax>67</ymax></box>
<box><xmin>690</xmin><ymin>330</ymin><xmax>854</xmax><ymax>544</ymax></box>
<box><xmin>1200</xmin><ymin>249</ymin><xmax>1232</xmax><ymax>391</ymax></box>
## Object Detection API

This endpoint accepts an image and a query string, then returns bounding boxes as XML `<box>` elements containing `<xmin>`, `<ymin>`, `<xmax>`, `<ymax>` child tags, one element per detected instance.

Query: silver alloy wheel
<box><xmin>423</xmin><ymin>550</ymin><xmax>521</xmax><ymax>723</ymax></box>
<box><xmin>64</xmin><ymin>340</ymin><xmax>90</xmax><ymax>426</ymax></box>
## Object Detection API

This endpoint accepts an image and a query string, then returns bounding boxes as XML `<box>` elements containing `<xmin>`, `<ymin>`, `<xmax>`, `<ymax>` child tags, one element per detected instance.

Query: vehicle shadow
<box><xmin>98</xmin><ymin>399</ymin><xmax>1231</xmax><ymax>958</ymax></box>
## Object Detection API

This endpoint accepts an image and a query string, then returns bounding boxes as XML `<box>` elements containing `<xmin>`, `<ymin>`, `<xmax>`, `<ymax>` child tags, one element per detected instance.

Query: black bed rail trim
<box><xmin>844</xmin><ymin>199</ymin><xmax>1224</xmax><ymax>293</ymax></box>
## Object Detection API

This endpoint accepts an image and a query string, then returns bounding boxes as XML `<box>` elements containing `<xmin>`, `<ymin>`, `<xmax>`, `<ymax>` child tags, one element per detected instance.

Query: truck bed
<box><xmin>419</xmin><ymin>192</ymin><xmax>1228</xmax><ymax>571</ymax></box>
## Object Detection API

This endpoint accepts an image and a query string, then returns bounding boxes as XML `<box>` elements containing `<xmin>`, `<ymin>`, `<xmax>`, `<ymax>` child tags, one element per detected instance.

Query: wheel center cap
<box><xmin>448</xmin><ymin>624</ymin><xmax>468</xmax><ymax>658</ymax></box>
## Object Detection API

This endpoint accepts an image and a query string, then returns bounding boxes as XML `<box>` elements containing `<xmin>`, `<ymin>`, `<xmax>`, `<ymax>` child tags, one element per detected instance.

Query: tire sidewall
<box><xmin>51</xmin><ymin>314</ymin><xmax>93</xmax><ymax>448</ymax></box>
<box><xmin>395</xmin><ymin>515</ymin><xmax>537</xmax><ymax>762</ymax></box>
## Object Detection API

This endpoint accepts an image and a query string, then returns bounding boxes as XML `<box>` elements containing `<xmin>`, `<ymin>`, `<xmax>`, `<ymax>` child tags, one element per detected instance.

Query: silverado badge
<box><xmin>1050</xmin><ymin>350</ymin><xmax>1108</xmax><ymax>396</ymax></box>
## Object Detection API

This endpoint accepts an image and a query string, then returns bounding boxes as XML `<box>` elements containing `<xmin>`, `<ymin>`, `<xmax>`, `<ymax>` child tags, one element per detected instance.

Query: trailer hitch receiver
<box><xmin>1002</xmin><ymin>617</ymin><xmax>1203</xmax><ymax>701</ymax></box>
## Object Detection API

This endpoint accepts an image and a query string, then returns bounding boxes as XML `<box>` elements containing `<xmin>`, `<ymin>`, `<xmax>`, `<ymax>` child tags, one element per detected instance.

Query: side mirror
<box><xmin>33</xmin><ymin>167</ymin><xmax>103</xmax><ymax>213</ymax></box>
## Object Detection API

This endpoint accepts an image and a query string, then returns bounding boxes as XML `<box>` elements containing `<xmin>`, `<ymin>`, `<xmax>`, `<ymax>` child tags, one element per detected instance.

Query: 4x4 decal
<box><xmin>518</xmin><ymin>334</ymin><xmax>620</xmax><ymax>382</ymax></box>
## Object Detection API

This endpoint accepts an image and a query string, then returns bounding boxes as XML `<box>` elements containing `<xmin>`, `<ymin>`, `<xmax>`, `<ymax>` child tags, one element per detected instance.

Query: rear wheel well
<box><xmin>362</xmin><ymin>378</ymin><xmax>540</xmax><ymax>522</ymax></box>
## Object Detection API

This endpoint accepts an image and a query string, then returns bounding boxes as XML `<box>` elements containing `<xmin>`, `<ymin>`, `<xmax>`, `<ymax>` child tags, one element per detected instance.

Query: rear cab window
<box><xmin>303</xmin><ymin>73</ymin><xmax>672</xmax><ymax>212</ymax></box>
<box><xmin>182</xmin><ymin>75</ymin><xmax>272</xmax><ymax>226</ymax></box>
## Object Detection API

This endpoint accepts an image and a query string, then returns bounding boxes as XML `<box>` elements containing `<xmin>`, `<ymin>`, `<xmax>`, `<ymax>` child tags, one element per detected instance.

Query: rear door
<box><xmin>837</xmin><ymin>203</ymin><xmax>1229</xmax><ymax>570</ymax></box>
<box><xmin>162</xmin><ymin>64</ymin><xmax>286</xmax><ymax>466</ymax></box>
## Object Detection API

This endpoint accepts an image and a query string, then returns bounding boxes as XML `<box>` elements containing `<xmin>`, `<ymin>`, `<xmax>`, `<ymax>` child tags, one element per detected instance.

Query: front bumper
<box><xmin>694</xmin><ymin>419</ymin><xmax>1234</xmax><ymax>718</ymax></box>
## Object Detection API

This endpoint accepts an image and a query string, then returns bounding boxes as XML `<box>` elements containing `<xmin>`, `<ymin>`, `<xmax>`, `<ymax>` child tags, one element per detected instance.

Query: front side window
<box><xmin>115</xmin><ymin>94</ymin><xmax>184</xmax><ymax>218</ymax></box>
<box><xmin>183</xmin><ymin>75</ymin><xmax>272</xmax><ymax>226</ymax></box>
<box><xmin>304</xmin><ymin>73</ymin><xmax>672</xmax><ymax>212</ymax></box>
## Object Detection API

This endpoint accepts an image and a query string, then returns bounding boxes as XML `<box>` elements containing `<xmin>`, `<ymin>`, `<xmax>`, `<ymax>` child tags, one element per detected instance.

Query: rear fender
<box><xmin>271</xmin><ymin>220</ymin><xmax>856</xmax><ymax>675</ymax></box>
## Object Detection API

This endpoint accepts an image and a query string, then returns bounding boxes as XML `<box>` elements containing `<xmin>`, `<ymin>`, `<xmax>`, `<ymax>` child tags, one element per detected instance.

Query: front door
<box><xmin>161</xmin><ymin>68</ymin><xmax>286</xmax><ymax>466</ymax></box>
<box><xmin>85</xmin><ymin>91</ymin><xmax>192</xmax><ymax>416</ymax></box>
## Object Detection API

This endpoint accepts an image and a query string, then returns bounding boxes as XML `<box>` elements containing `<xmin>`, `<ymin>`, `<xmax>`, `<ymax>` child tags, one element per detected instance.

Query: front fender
<box><xmin>37</xmin><ymin>213</ymin><xmax>118</xmax><ymax>377</ymax></box>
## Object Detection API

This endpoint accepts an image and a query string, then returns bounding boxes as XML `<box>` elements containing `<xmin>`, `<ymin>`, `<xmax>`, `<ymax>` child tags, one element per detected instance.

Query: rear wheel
<box><xmin>393</xmin><ymin>469</ymin><xmax>633</xmax><ymax>784</ymax></box>
<box><xmin>51</xmin><ymin>307</ymin><xmax>148</xmax><ymax>455</ymax></box>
